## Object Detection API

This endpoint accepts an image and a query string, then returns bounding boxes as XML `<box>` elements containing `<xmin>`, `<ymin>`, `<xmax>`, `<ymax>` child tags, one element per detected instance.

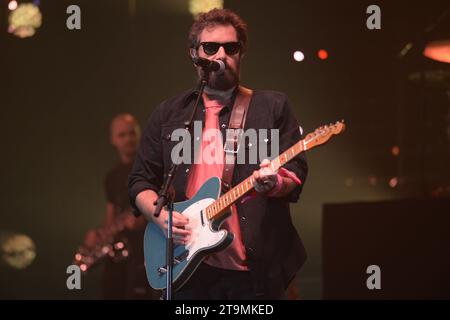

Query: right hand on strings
<box><xmin>154</xmin><ymin>209</ymin><xmax>191</xmax><ymax>245</ymax></box>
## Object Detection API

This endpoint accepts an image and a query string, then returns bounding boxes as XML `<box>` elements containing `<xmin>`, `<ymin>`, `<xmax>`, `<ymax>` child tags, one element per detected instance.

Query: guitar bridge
<box><xmin>157</xmin><ymin>250</ymin><xmax>189</xmax><ymax>274</ymax></box>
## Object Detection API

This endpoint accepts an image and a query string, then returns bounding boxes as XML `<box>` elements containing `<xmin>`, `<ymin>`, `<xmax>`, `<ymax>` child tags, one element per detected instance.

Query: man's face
<box><xmin>110</xmin><ymin>116</ymin><xmax>140</xmax><ymax>156</ymax></box>
<box><xmin>197</xmin><ymin>24</ymin><xmax>241</xmax><ymax>90</ymax></box>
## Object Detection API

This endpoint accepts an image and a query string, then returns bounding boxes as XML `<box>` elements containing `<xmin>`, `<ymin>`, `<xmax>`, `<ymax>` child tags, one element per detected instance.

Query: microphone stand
<box><xmin>153</xmin><ymin>67</ymin><xmax>211</xmax><ymax>300</ymax></box>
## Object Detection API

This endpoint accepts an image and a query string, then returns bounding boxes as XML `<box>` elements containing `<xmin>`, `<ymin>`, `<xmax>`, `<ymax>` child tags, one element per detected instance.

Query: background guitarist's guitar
<box><xmin>144</xmin><ymin>121</ymin><xmax>345</xmax><ymax>290</ymax></box>
<box><xmin>73</xmin><ymin>210</ymin><xmax>132</xmax><ymax>272</ymax></box>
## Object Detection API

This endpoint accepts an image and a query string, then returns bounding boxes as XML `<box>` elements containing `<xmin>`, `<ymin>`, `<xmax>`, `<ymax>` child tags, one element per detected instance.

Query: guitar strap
<box><xmin>221</xmin><ymin>86</ymin><xmax>253</xmax><ymax>191</ymax></box>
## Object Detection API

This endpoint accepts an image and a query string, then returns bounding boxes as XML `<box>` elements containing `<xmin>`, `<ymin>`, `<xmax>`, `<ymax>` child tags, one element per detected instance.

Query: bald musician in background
<box><xmin>83</xmin><ymin>113</ymin><xmax>159</xmax><ymax>299</ymax></box>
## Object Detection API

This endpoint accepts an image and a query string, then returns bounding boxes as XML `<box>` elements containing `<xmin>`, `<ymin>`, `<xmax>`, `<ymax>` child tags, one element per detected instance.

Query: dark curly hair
<box><xmin>188</xmin><ymin>8</ymin><xmax>248</xmax><ymax>55</ymax></box>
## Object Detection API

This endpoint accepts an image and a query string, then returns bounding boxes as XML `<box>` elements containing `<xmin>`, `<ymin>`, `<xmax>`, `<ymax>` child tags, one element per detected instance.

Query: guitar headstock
<box><xmin>304</xmin><ymin>120</ymin><xmax>345</xmax><ymax>149</ymax></box>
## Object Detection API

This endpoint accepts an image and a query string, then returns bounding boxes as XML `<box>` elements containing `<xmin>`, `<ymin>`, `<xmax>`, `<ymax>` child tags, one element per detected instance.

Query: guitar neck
<box><xmin>204</xmin><ymin>139</ymin><xmax>307</xmax><ymax>221</ymax></box>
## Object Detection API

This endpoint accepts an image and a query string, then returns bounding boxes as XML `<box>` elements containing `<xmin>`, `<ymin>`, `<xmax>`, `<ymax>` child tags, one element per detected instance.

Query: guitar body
<box><xmin>143</xmin><ymin>120</ymin><xmax>346</xmax><ymax>291</ymax></box>
<box><xmin>144</xmin><ymin>177</ymin><xmax>234</xmax><ymax>291</ymax></box>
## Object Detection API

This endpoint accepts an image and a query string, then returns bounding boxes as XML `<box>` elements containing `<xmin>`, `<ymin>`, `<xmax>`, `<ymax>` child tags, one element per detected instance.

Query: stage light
<box><xmin>318</xmin><ymin>49</ymin><xmax>328</xmax><ymax>60</ymax></box>
<box><xmin>423</xmin><ymin>40</ymin><xmax>450</xmax><ymax>64</ymax></box>
<box><xmin>389</xmin><ymin>177</ymin><xmax>398</xmax><ymax>188</ymax></box>
<box><xmin>80</xmin><ymin>264</ymin><xmax>87</xmax><ymax>272</ymax></box>
<box><xmin>391</xmin><ymin>145</ymin><xmax>400</xmax><ymax>156</ymax></box>
<box><xmin>293</xmin><ymin>51</ymin><xmax>304</xmax><ymax>62</ymax></box>
<box><xmin>1</xmin><ymin>233</ymin><xmax>36</xmax><ymax>269</ymax></box>
<box><xmin>189</xmin><ymin>0</ymin><xmax>224</xmax><ymax>18</ymax></box>
<box><xmin>8</xmin><ymin>1</ymin><xmax>18</xmax><ymax>11</ymax></box>
<box><xmin>8</xmin><ymin>3</ymin><xmax>42</xmax><ymax>38</ymax></box>
<box><xmin>368</xmin><ymin>175</ymin><xmax>377</xmax><ymax>186</ymax></box>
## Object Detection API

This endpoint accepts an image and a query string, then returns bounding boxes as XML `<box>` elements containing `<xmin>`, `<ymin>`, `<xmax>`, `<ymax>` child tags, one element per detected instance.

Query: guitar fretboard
<box><xmin>204</xmin><ymin>138</ymin><xmax>308</xmax><ymax>221</ymax></box>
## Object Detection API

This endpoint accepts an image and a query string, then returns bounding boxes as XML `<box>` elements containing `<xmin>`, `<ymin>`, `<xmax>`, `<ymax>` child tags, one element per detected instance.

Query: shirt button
<box><xmin>165</xmin><ymin>133</ymin><xmax>171</xmax><ymax>140</ymax></box>
<box><xmin>185</xmin><ymin>168</ymin><xmax>189</xmax><ymax>173</ymax></box>
<box><xmin>221</xmin><ymin>124</ymin><xmax>226</xmax><ymax>128</ymax></box>
<box><xmin>196</xmin><ymin>137</ymin><xmax>200</xmax><ymax>141</ymax></box>
<box><xmin>241</xmin><ymin>216</ymin><xmax>246</xmax><ymax>221</ymax></box>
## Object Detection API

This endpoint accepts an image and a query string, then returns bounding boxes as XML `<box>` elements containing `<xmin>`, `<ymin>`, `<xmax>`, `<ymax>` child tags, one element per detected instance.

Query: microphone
<box><xmin>192</xmin><ymin>57</ymin><xmax>225</xmax><ymax>74</ymax></box>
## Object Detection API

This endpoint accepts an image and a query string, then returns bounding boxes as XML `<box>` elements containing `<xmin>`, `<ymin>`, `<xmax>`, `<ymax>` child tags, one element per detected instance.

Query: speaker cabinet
<box><xmin>322</xmin><ymin>198</ymin><xmax>450</xmax><ymax>299</ymax></box>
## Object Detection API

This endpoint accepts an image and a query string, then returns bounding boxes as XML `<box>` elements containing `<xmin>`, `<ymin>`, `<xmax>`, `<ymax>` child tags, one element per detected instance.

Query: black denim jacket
<box><xmin>128</xmin><ymin>87</ymin><xmax>308</xmax><ymax>297</ymax></box>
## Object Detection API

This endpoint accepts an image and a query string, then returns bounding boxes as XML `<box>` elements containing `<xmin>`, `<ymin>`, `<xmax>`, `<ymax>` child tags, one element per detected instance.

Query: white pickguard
<box><xmin>182</xmin><ymin>198</ymin><xmax>228</xmax><ymax>261</ymax></box>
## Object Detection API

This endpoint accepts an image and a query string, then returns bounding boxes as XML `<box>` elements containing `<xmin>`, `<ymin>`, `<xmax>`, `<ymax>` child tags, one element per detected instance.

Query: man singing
<box><xmin>128</xmin><ymin>8</ymin><xmax>308</xmax><ymax>299</ymax></box>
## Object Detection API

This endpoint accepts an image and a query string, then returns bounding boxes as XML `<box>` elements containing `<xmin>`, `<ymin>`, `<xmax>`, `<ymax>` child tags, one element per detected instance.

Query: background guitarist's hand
<box><xmin>123</xmin><ymin>212</ymin><xmax>137</xmax><ymax>230</ymax></box>
<box><xmin>83</xmin><ymin>229</ymin><xmax>98</xmax><ymax>249</ymax></box>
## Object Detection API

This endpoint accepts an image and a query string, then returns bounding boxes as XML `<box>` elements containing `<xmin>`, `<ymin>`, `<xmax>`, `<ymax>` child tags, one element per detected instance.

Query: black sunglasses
<box><xmin>199</xmin><ymin>42</ymin><xmax>242</xmax><ymax>56</ymax></box>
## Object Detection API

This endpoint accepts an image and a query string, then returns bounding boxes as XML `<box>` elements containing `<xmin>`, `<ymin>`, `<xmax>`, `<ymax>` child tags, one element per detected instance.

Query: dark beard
<box><xmin>200</xmin><ymin>68</ymin><xmax>239</xmax><ymax>91</ymax></box>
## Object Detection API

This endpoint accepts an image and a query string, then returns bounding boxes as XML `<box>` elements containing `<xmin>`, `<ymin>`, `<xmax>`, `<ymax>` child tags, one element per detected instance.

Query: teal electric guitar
<box><xmin>144</xmin><ymin>121</ymin><xmax>345</xmax><ymax>290</ymax></box>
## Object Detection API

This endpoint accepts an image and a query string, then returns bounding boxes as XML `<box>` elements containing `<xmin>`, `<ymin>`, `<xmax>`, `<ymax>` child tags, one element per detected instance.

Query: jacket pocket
<box><xmin>161</xmin><ymin>123</ymin><xmax>192</xmax><ymax>167</ymax></box>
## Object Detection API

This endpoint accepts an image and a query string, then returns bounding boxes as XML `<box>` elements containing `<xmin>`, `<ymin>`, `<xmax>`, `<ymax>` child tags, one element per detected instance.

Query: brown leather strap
<box><xmin>222</xmin><ymin>86</ymin><xmax>253</xmax><ymax>191</ymax></box>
